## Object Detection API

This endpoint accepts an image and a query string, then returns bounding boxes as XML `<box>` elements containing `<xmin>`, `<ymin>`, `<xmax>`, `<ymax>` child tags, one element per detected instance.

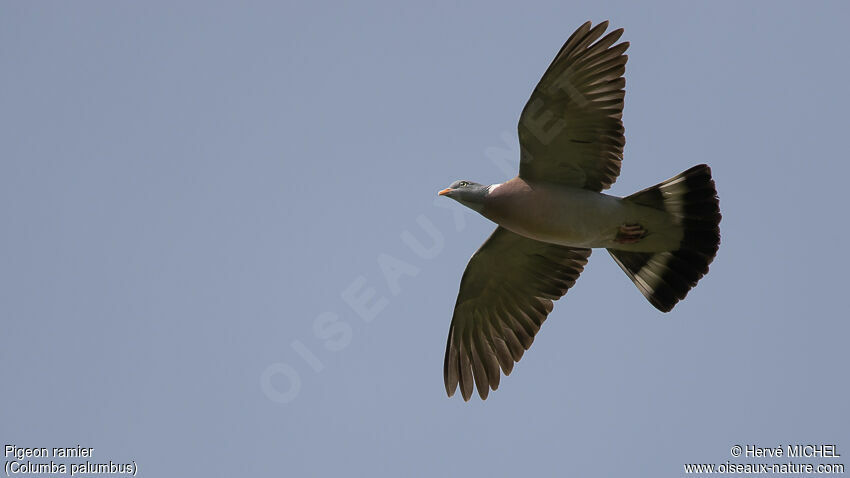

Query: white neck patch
<box><xmin>488</xmin><ymin>183</ymin><xmax>502</xmax><ymax>194</ymax></box>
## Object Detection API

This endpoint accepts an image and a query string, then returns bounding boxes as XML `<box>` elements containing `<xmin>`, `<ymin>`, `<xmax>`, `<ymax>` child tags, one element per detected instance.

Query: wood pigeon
<box><xmin>439</xmin><ymin>21</ymin><xmax>721</xmax><ymax>401</ymax></box>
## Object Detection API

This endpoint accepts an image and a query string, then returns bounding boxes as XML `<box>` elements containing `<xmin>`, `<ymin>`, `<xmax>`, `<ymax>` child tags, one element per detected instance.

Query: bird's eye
<box><xmin>459</xmin><ymin>181</ymin><xmax>468</xmax><ymax>187</ymax></box>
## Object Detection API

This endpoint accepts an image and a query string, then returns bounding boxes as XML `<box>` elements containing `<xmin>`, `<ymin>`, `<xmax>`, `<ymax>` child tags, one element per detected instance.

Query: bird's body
<box><xmin>438</xmin><ymin>20</ymin><xmax>721</xmax><ymax>401</ymax></box>
<box><xmin>482</xmin><ymin>177</ymin><xmax>682</xmax><ymax>252</ymax></box>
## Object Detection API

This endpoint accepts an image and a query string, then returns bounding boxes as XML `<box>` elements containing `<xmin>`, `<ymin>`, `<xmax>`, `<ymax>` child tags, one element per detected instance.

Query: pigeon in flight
<box><xmin>438</xmin><ymin>21</ymin><xmax>721</xmax><ymax>401</ymax></box>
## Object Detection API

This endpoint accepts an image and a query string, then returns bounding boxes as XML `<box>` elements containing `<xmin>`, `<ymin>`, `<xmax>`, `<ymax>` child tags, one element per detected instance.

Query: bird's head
<box><xmin>438</xmin><ymin>180</ymin><xmax>490</xmax><ymax>212</ymax></box>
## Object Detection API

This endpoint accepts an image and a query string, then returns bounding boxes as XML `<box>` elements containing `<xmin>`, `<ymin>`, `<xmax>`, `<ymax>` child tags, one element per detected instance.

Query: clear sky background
<box><xmin>2</xmin><ymin>1</ymin><xmax>848</xmax><ymax>476</ymax></box>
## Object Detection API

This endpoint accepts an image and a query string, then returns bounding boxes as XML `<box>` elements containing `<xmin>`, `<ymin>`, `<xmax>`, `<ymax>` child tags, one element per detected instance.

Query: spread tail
<box><xmin>608</xmin><ymin>164</ymin><xmax>721</xmax><ymax>312</ymax></box>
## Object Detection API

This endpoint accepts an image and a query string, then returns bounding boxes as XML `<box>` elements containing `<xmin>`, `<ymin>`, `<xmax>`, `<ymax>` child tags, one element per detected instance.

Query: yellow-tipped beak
<box><xmin>437</xmin><ymin>188</ymin><xmax>452</xmax><ymax>196</ymax></box>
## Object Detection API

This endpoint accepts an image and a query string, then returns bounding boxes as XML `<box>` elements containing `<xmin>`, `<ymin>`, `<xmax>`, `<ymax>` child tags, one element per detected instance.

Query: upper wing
<box><xmin>517</xmin><ymin>21</ymin><xmax>629</xmax><ymax>191</ymax></box>
<box><xmin>444</xmin><ymin>227</ymin><xmax>591</xmax><ymax>400</ymax></box>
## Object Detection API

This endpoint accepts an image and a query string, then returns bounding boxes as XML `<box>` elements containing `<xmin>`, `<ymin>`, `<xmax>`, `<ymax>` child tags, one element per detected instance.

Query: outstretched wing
<box><xmin>518</xmin><ymin>21</ymin><xmax>629</xmax><ymax>191</ymax></box>
<box><xmin>444</xmin><ymin>227</ymin><xmax>591</xmax><ymax>400</ymax></box>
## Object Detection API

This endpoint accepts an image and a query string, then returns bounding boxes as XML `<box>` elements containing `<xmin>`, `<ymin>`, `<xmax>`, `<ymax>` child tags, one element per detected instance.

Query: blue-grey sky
<box><xmin>2</xmin><ymin>1</ymin><xmax>848</xmax><ymax>476</ymax></box>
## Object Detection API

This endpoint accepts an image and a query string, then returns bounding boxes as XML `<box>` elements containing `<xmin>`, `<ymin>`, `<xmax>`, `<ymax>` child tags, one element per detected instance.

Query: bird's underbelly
<box><xmin>489</xmin><ymin>191</ymin><xmax>621</xmax><ymax>247</ymax></box>
<box><xmin>483</xmin><ymin>186</ymin><xmax>681</xmax><ymax>251</ymax></box>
